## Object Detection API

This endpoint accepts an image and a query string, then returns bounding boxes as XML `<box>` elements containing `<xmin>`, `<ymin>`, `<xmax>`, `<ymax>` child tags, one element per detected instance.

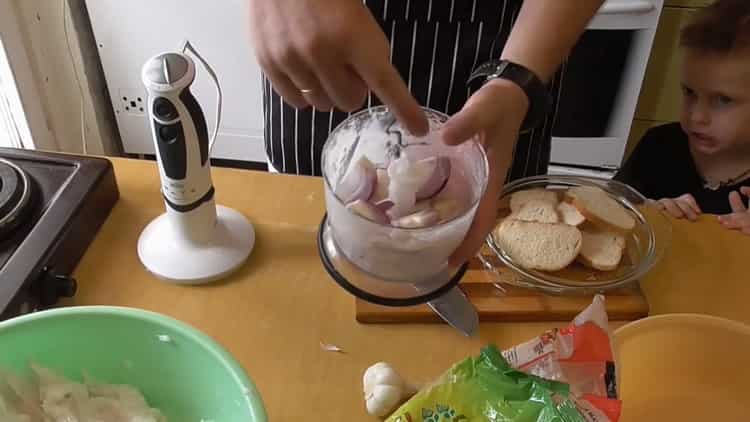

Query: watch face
<box><xmin>494</xmin><ymin>61</ymin><xmax>510</xmax><ymax>75</ymax></box>
<box><xmin>468</xmin><ymin>60</ymin><xmax>503</xmax><ymax>90</ymax></box>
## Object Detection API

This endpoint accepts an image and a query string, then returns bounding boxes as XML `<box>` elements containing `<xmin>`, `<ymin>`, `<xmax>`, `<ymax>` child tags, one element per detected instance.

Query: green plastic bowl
<box><xmin>0</xmin><ymin>306</ymin><xmax>267</xmax><ymax>421</ymax></box>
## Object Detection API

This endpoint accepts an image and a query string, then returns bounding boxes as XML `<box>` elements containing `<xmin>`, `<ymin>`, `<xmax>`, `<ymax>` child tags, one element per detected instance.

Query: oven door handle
<box><xmin>599</xmin><ymin>1</ymin><xmax>655</xmax><ymax>15</ymax></box>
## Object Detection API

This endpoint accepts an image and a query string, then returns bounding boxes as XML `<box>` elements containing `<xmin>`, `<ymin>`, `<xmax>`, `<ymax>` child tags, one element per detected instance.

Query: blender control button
<box><xmin>159</xmin><ymin>125</ymin><xmax>180</xmax><ymax>142</ymax></box>
<box><xmin>153</xmin><ymin>97</ymin><xmax>178</xmax><ymax>121</ymax></box>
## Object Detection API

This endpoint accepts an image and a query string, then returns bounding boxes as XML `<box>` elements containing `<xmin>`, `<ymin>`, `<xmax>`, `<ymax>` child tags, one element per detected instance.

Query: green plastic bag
<box><xmin>387</xmin><ymin>345</ymin><xmax>586</xmax><ymax>422</ymax></box>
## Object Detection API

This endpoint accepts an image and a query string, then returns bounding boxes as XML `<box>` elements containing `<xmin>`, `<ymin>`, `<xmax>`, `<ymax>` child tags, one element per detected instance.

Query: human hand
<box><xmin>717</xmin><ymin>187</ymin><xmax>750</xmax><ymax>235</ymax></box>
<box><xmin>248</xmin><ymin>0</ymin><xmax>428</xmax><ymax>135</ymax></box>
<box><xmin>654</xmin><ymin>194</ymin><xmax>702</xmax><ymax>221</ymax></box>
<box><xmin>441</xmin><ymin>79</ymin><xmax>530</xmax><ymax>266</ymax></box>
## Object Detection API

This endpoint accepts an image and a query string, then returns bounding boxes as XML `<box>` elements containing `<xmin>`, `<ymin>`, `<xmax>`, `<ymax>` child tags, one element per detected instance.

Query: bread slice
<box><xmin>512</xmin><ymin>199</ymin><xmax>560</xmax><ymax>224</ymax></box>
<box><xmin>564</xmin><ymin>186</ymin><xmax>636</xmax><ymax>233</ymax></box>
<box><xmin>509</xmin><ymin>189</ymin><xmax>558</xmax><ymax>213</ymax></box>
<box><xmin>493</xmin><ymin>220</ymin><xmax>582</xmax><ymax>272</ymax></box>
<box><xmin>578</xmin><ymin>229</ymin><xmax>626</xmax><ymax>271</ymax></box>
<box><xmin>557</xmin><ymin>202</ymin><xmax>586</xmax><ymax>226</ymax></box>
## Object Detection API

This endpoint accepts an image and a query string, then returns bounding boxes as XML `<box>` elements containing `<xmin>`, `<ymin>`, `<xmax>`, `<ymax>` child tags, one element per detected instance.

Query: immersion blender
<box><xmin>137</xmin><ymin>42</ymin><xmax>255</xmax><ymax>284</ymax></box>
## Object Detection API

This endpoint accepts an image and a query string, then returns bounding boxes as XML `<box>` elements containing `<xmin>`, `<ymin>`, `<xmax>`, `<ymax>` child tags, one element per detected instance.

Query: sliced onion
<box><xmin>392</xmin><ymin>208</ymin><xmax>440</xmax><ymax>229</ymax></box>
<box><xmin>415</xmin><ymin>156</ymin><xmax>451</xmax><ymax>200</ymax></box>
<box><xmin>387</xmin><ymin>198</ymin><xmax>431</xmax><ymax>220</ymax></box>
<box><xmin>387</xmin><ymin>181</ymin><xmax>416</xmax><ymax>219</ymax></box>
<box><xmin>387</xmin><ymin>155</ymin><xmax>425</xmax><ymax>185</ymax></box>
<box><xmin>386</xmin><ymin>157</ymin><xmax>419</xmax><ymax>218</ymax></box>
<box><xmin>336</xmin><ymin>157</ymin><xmax>376</xmax><ymax>204</ymax></box>
<box><xmin>432</xmin><ymin>198</ymin><xmax>462</xmax><ymax>222</ymax></box>
<box><xmin>370</xmin><ymin>168</ymin><xmax>391</xmax><ymax>203</ymax></box>
<box><xmin>346</xmin><ymin>199</ymin><xmax>389</xmax><ymax>224</ymax></box>
<box><xmin>374</xmin><ymin>199</ymin><xmax>394</xmax><ymax>213</ymax></box>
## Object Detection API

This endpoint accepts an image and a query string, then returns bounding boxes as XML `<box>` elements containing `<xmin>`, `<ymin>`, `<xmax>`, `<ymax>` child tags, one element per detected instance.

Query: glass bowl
<box><xmin>485</xmin><ymin>175</ymin><xmax>672</xmax><ymax>295</ymax></box>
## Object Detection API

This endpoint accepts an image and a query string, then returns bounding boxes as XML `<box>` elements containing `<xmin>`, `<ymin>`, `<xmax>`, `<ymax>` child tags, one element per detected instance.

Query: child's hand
<box><xmin>718</xmin><ymin>187</ymin><xmax>750</xmax><ymax>235</ymax></box>
<box><xmin>655</xmin><ymin>194</ymin><xmax>702</xmax><ymax>221</ymax></box>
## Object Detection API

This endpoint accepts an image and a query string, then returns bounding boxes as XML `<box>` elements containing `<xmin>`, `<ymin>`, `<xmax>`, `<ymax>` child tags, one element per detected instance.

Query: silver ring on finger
<box><xmin>300</xmin><ymin>88</ymin><xmax>314</xmax><ymax>94</ymax></box>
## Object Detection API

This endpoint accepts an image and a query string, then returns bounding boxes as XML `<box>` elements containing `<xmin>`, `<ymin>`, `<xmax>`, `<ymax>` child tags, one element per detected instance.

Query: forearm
<box><xmin>501</xmin><ymin>0</ymin><xmax>604</xmax><ymax>82</ymax></box>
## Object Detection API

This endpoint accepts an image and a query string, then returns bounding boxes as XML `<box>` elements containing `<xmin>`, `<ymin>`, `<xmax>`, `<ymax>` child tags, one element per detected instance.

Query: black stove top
<box><xmin>0</xmin><ymin>148</ymin><xmax>119</xmax><ymax>319</ymax></box>
<box><xmin>0</xmin><ymin>158</ymin><xmax>34</xmax><ymax>238</ymax></box>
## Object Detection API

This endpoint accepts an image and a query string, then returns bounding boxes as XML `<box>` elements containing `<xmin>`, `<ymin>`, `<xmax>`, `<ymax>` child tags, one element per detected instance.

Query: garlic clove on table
<box><xmin>363</xmin><ymin>362</ymin><xmax>407</xmax><ymax>417</ymax></box>
<box><xmin>366</xmin><ymin>384</ymin><xmax>404</xmax><ymax>418</ymax></box>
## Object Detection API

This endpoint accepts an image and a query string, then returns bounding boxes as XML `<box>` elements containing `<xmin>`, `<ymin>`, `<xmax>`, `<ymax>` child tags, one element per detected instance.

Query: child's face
<box><xmin>680</xmin><ymin>49</ymin><xmax>750</xmax><ymax>156</ymax></box>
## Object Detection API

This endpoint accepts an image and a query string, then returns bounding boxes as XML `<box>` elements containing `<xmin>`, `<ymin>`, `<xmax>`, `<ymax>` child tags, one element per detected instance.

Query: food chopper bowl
<box><xmin>321</xmin><ymin>106</ymin><xmax>488</xmax><ymax>285</ymax></box>
<box><xmin>485</xmin><ymin>175</ymin><xmax>672</xmax><ymax>295</ymax></box>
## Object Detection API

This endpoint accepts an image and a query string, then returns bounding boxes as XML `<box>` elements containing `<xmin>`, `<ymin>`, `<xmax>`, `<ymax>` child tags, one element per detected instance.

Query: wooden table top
<box><xmin>70</xmin><ymin>158</ymin><xmax>750</xmax><ymax>420</ymax></box>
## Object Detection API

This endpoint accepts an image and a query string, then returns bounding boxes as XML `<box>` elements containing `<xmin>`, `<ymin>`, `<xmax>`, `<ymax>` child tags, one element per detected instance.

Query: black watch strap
<box><xmin>467</xmin><ymin>60</ymin><xmax>549</xmax><ymax>133</ymax></box>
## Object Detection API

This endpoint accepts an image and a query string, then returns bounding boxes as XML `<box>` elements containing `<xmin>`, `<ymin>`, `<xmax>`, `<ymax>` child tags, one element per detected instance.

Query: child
<box><xmin>616</xmin><ymin>0</ymin><xmax>750</xmax><ymax>235</ymax></box>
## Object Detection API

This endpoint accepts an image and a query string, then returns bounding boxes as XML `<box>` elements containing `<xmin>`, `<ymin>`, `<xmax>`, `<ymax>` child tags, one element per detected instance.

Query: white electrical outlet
<box><xmin>118</xmin><ymin>89</ymin><xmax>147</xmax><ymax>116</ymax></box>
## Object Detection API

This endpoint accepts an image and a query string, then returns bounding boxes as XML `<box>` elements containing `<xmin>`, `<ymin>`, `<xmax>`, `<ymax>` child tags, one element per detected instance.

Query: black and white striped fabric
<box><xmin>263</xmin><ymin>0</ymin><xmax>565</xmax><ymax>180</ymax></box>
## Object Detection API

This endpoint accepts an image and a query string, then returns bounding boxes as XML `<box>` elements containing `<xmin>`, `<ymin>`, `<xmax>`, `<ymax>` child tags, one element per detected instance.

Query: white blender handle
<box><xmin>142</xmin><ymin>47</ymin><xmax>214</xmax><ymax>211</ymax></box>
<box><xmin>181</xmin><ymin>40</ymin><xmax>223</xmax><ymax>152</ymax></box>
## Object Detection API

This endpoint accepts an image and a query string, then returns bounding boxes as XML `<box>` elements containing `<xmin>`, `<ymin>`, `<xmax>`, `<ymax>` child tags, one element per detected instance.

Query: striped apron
<box><xmin>263</xmin><ymin>0</ymin><xmax>564</xmax><ymax>180</ymax></box>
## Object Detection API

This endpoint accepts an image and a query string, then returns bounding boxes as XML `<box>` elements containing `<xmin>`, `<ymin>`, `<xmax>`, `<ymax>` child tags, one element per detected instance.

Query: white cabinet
<box><xmin>86</xmin><ymin>0</ymin><xmax>267</xmax><ymax>162</ymax></box>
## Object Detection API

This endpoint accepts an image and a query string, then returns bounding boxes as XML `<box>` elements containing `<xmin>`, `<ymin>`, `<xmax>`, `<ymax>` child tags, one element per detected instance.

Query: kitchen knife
<box><xmin>427</xmin><ymin>287</ymin><xmax>479</xmax><ymax>337</ymax></box>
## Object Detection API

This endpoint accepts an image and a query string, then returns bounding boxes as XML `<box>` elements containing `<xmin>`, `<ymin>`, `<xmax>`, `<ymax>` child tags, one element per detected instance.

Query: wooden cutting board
<box><xmin>355</xmin><ymin>253</ymin><xmax>649</xmax><ymax>323</ymax></box>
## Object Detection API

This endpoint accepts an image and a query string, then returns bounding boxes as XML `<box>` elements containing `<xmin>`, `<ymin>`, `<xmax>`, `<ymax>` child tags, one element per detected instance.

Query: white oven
<box><xmin>549</xmin><ymin>0</ymin><xmax>664</xmax><ymax>178</ymax></box>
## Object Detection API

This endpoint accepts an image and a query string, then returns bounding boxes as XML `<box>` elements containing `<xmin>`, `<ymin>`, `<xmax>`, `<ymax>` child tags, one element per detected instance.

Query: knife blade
<box><xmin>427</xmin><ymin>287</ymin><xmax>479</xmax><ymax>337</ymax></box>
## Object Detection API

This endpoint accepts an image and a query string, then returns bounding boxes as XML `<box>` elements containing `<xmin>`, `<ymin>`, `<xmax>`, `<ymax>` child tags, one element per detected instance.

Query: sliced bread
<box><xmin>564</xmin><ymin>186</ymin><xmax>636</xmax><ymax>233</ymax></box>
<box><xmin>557</xmin><ymin>202</ymin><xmax>586</xmax><ymax>226</ymax></box>
<box><xmin>577</xmin><ymin>229</ymin><xmax>627</xmax><ymax>271</ymax></box>
<box><xmin>512</xmin><ymin>199</ymin><xmax>560</xmax><ymax>224</ymax></box>
<box><xmin>509</xmin><ymin>188</ymin><xmax>559</xmax><ymax>213</ymax></box>
<box><xmin>493</xmin><ymin>220</ymin><xmax>582</xmax><ymax>272</ymax></box>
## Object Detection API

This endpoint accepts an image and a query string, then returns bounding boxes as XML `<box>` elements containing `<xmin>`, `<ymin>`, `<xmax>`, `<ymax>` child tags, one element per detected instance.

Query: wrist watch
<box><xmin>467</xmin><ymin>60</ymin><xmax>549</xmax><ymax>133</ymax></box>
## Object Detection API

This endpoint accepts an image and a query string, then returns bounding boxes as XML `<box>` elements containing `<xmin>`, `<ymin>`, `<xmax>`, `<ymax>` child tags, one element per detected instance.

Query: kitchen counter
<box><xmin>71</xmin><ymin>158</ymin><xmax>750</xmax><ymax>420</ymax></box>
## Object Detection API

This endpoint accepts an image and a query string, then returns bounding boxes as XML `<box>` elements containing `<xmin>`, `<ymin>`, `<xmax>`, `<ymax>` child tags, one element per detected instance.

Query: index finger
<box><xmin>351</xmin><ymin>54</ymin><xmax>428</xmax><ymax>136</ymax></box>
<box><xmin>729</xmin><ymin>191</ymin><xmax>747</xmax><ymax>213</ymax></box>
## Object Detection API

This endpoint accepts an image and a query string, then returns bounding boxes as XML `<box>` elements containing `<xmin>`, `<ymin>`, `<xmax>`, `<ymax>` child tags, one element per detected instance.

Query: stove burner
<box><xmin>0</xmin><ymin>158</ymin><xmax>33</xmax><ymax>237</ymax></box>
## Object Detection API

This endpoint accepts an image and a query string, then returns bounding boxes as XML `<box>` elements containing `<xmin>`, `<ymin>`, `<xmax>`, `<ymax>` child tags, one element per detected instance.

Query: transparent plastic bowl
<box><xmin>485</xmin><ymin>175</ymin><xmax>672</xmax><ymax>295</ymax></box>
<box><xmin>322</xmin><ymin>106</ymin><xmax>488</xmax><ymax>284</ymax></box>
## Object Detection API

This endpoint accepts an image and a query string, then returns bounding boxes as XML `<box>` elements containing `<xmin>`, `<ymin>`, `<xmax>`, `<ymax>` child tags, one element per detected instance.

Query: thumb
<box><xmin>441</xmin><ymin>92</ymin><xmax>491</xmax><ymax>146</ymax></box>
<box><xmin>442</xmin><ymin>80</ymin><xmax>528</xmax><ymax>146</ymax></box>
<box><xmin>729</xmin><ymin>191</ymin><xmax>747</xmax><ymax>213</ymax></box>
